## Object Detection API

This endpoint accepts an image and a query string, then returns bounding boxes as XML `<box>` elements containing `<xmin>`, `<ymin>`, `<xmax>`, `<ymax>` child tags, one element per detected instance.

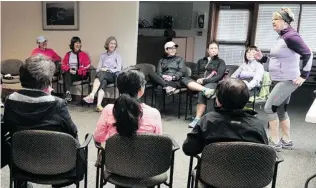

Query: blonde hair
<box><xmin>273</xmin><ymin>7</ymin><xmax>295</xmax><ymax>23</ymax></box>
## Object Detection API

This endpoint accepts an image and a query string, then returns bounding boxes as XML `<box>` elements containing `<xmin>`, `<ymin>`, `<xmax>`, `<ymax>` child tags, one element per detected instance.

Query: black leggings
<box><xmin>148</xmin><ymin>72</ymin><xmax>182</xmax><ymax>88</ymax></box>
<box><xmin>96</xmin><ymin>71</ymin><xmax>115</xmax><ymax>91</ymax></box>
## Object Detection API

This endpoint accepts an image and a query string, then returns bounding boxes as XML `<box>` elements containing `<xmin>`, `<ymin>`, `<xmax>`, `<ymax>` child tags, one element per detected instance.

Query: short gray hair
<box><xmin>20</xmin><ymin>55</ymin><xmax>56</xmax><ymax>90</ymax></box>
<box><xmin>104</xmin><ymin>36</ymin><xmax>118</xmax><ymax>50</ymax></box>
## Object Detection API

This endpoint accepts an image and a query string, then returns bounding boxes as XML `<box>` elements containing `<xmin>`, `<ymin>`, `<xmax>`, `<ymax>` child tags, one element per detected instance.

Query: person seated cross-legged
<box><xmin>147</xmin><ymin>41</ymin><xmax>186</xmax><ymax>95</ymax></box>
<box><xmin>182</xmin><ymin>41</ymin><xmax>226</xmax><ymax>128</ymax></box>
<box><xmin>83</xmin><ymin>36</ymin><xmax>122</xmax><ymax>112</ymax></box>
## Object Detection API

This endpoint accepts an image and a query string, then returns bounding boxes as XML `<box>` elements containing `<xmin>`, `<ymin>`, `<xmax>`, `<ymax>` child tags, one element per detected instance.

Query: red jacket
<box><xmin>31</xmin><ymin>48</ymin><xmax>61</xmax><ymax>62</ymax></box>
<box><xmin>61</xmin><ymin>51</ymin><xmax>91</xmax><ymax>76</ymax></box>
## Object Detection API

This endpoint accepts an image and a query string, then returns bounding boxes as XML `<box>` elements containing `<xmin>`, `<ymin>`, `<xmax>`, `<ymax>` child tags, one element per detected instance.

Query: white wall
<box><xmin>1</xmin><ymin>1</ymin><xmax>139</xmax><ymax>68</ymax></box>
<box><xmin>138</xmin><ymin>1</ymin><xmax>210</xmax><ymax>62</ymax></box>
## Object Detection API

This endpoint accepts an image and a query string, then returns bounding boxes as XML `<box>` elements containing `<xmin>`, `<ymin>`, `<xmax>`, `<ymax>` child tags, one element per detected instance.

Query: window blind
<box><xmin>299</xmin><ymin>5</ymin><xmax>316</xmax><ymax>52</ymax></box>
<box><xmin>219</xmin><ymin>45</ymin><xmax>246</xmax><ymax>66</ymax></box>
<box><xmin>255</xmin><ymin>4</ymin><xmax>300</xmax><ymax>50</ymax></box>
<box><xmin>217</xmin><ymin>10</ymin><xmax>250</xmax><ymax>43</ymax></box>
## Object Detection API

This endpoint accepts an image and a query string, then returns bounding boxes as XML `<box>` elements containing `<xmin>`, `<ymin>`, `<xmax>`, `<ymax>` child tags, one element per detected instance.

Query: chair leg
<box><xmin>185</xmin><ymin>92</ymin><xmax>189</xmax><ymax>120</ymax></box>
<box><xmin>151</xmin><ymin>87</ymin><xmax>154</xmax><ymax>107</ymax></box>
<box><xmin>190</xmin><ymin>95</ymin><xmax>193</xmax><ymax>115</ymax></box>
<box><xmin>163</xmin><ymin>90</ymin><xmax>166</xmax><ymax>111</ymax></box>
<box><xmin>96</xmin><ymin>167</ymin><xmax>100</xmax><ymax>188</ymax></box>
<box><xmin>76</xmin><ymin>181</ymin><xmax>80</xmax><ymax>188</ymax></box>
<box><xmin>305</xmin><ymin>173</ymin><xmax>316</xmax><ymax>188</ymax></box>
<box><xmin>178</xmin><ymin>93</ymin><xmax>181</xmax><ymax>119</ymax></box>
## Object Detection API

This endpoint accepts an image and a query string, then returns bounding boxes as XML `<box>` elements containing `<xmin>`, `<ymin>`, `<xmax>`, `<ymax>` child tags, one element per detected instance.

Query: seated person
<box><xmin>31</xmin><ymin>36</ymin><xmax>61</xmax><ymax>63</ymax></box>
<box><xmin>94</xmin><ymin>70</ymin><xmax>162</xmax><ymax>144</ymax></box>
<box><xmin>83</xmin><ymin>36</ymin><xmax>122</xmax><ymax>112</ymax></box>
<box><xmin>231</xmin><ymin>46</ymin><xmax>264</xmax><ymax>92</ymax></box>
<box><xmin>3</xmin><ymin>55</ymin><xmax>79</xmax><ymax>188</ymax></box>
<box><xmin>182</xmin><ymin>78</ymin><xmax>268</xmax><ymax>157</ymax></box>
<box><xmin>182</xmin><ymin>41</ymin><xmax>226</xmax><ymax>128</ymax></box>
<box><xmin>61</xmin><ymin>36</ymin><xmax>91</xmax><ymax>102</ymax></box>
<box><xmin>147</xmin><ymin>41</ymin><xmax>186</xmax><ymax>95</ymax></box>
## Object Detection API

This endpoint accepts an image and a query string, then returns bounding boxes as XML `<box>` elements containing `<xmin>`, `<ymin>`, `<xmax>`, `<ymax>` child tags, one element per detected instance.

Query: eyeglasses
<box><xmin>167</xmin><ymin>47</ymin><xmax>177</xmax><ymax>50</ymax></box>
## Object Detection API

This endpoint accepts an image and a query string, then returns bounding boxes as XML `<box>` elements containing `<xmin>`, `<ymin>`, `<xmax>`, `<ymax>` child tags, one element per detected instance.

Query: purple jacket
<box><xmin>260</xmin><ymin>26</ymin><xmax>312</xmax><ymax>81</ymax></box>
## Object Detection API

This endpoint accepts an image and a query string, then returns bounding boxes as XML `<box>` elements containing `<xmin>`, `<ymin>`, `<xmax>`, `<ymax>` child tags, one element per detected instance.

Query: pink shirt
<box><xmin>94</xmin><ymin>103</ymin><xmax>162</xmax><ymax>143</ymax></box>
<box><xmin>31</xmin><ymin>48</ymin><xmax>61</xmax><ymax>62</ymax></box>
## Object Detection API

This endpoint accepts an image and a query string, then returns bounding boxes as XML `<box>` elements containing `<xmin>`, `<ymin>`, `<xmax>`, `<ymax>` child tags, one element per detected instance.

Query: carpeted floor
<box><xmin>1</xmin><ymin>85</ymin><xmax>316</xmax><ymax>188</ymax></box>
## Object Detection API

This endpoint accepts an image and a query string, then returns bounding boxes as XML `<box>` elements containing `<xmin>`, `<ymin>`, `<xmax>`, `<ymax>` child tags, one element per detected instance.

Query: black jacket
<box><xmin>157</xmin><ymin>55</ymin><xmax>186</xmax><ymax>80</ymax></box>
<box><xmin>182</xmin><ymin>108</ymin><xmax>268</xmax><ymax>156</ymax></box>
<box><xmin>193</xmin><ymin>55</ymin><xmax>226</xmax><ymax>84</ymax></box>
<box><xmin>3</xmin><ymin>89</ymin><xmax>78</xmax><ymax>139</ymax></box>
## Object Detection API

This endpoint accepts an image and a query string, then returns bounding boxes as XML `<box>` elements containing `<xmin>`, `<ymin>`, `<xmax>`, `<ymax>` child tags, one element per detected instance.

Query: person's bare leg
<box><xmin>89</xmin><ymin>78</ymin><xmax>101</xmax><ymax>97</ymax></box>
<box><xmin>196</xmin><ymin>104</ymin><xmax>206</xmax><ymax>119</ymax></box>
<box><xmin>187</xmin><ymin>81</ymin><xmax>206</xmax><ymax>92</ymax></box>
<box><xmin>268</xmin><ymin>119</ymin><xmax>279</xmax><ymax>143</ymax></box>
<box><xmin>187</xmin><ymin>81</ymin><xmax>215</xmax><ymax>98</ymax></box>
<box><xmin>280</xmin><ymin>119</ymin><xmax>291</xmax><ymax>141</ymax></box>
<box><xmin>97</xmin><ymin>89</ymin><xmax>105</xmax><ymax>106</ymax></box>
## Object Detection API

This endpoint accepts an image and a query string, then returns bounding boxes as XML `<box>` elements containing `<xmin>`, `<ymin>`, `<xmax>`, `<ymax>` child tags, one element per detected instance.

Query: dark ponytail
<box><xmin>112</xmin><ymin>70</ymin><xmax>146</xmax><ymax>137</ymax></box>
<box><xmin>113</xmin><ymin>93</ymin><xmax>143</xmax><ymax>137</ymax></box>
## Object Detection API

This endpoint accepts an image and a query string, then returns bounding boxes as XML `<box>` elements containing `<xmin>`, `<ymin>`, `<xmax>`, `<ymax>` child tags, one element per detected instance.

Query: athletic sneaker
<box><xmin>202</xmin><ymin>88</ymin><xmax>215</xmax><ymax>98</ymax></box>
<box><xmin>188</xmin><ymin>118</ymin><xmax>200</xmax><ymax>128</ymax></box>
<box><xmin>64</xmin><ymin>91</ymin><xmax>72</xmax><ymax>102</ymax></box>
<box><xmin>83</xmin><ymin>95</ymin><xmax>94</xmax><ymax>104</ymax></box>
<box><xmin>269</xmin><ymin>138</ymin><xmax>282</xmax><ymax>152</ymax></box>
<box><xmin>280</xmin><ymin>138</ymin><xmax>294</xmax><ymax>150</ymax></box>
<box><xmin>164</xmin><ymin>86</ymin><xmax>177</xmax><ymax>95</ymax></box>
<box><xmin>95</xmin><ymin>105</ymin><xmax>104</xmax><ymax>112</ymax></box>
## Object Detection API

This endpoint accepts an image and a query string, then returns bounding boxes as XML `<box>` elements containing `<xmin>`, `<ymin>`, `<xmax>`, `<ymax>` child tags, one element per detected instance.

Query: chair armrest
<box><xmin>94</xmin><ymin>138</ymin><xmax>105</xmax><ymax>151</ymax></box>
<box><xmin>276</xmin><ymin>152</ymin><xmax>284</xmax><ymax>164</ymax></box>
<box><xmin>78</xmin><ymin>133</ymin><xmax>93</xmax><ymax>149</ymax></box>
<box><xmin>164</xmin><ymin>134</ymin><xmax>180</xmax><ymax>151</ymax></box>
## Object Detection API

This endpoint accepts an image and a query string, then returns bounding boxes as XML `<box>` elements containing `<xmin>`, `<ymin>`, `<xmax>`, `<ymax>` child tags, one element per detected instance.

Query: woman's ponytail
<box><xmin>113</xmin><ymin>93</ymin><xmax>143</xmax><ymax>137</ymax></box>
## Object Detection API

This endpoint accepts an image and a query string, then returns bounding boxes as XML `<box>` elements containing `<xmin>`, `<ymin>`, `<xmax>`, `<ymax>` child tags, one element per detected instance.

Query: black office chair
<box><xmin>187</xmin><ymin>142</ymin><xmax>284</xmax><ymax>188</ymax></box>
<box><xmin>95</xmin><ymin>134</ymin><xmax>179</xmax><ymax>188</ymax></box>
<box><xmin>9</xmin><ymin>130</ymin><xmax>92</xmax><ymax>188</ymax></box>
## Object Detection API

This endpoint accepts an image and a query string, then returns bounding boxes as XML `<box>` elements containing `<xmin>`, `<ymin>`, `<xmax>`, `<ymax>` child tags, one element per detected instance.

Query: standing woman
<box><xmin>255</xmin><ymin>7</ymin><xmax>312</xmax><ymax>150</ymax></box>
<box><xmin>61</xmin><ymin>36</ymin><xmax>91</xmax><ymax>102</ymax></box>
<box><xmin>83</xmin><ymin>36</ymin><xmax>122</xmax><ymax>112</ymax></box>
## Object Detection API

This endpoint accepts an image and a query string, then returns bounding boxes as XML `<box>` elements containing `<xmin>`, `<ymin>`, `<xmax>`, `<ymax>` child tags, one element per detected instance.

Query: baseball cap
<box><xmin>164</xmin><ymin>41</ymin><xmax>178</xmax><ymax>50</ymax></box>
<box><xmin>36</xmin><ymin>36</ymin><xmax>47</xmax><ymax>44</ymax></box>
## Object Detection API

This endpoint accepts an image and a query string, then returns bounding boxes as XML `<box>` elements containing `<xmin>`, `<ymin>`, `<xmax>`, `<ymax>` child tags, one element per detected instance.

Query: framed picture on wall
<box><xmin>42</xmin><ymin>1</ymin><xmax>79</xmax><ymax>30</ymax></box>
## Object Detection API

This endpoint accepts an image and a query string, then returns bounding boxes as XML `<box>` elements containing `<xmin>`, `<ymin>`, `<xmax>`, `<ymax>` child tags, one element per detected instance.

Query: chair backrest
<box><xmin>199</xmin><ymin>142</ymin><xmax>276</xmax><ymax>188</ymax></box>
<box><xmin>1</xmin><ymin>59</ymin><xmax>23</xmax><ymax>76</ymax></box>
<box><xmin>134</xmin><ymin>63</ymin><xmax>156</xmax><ymax>75</ymax></box>
<box><xmin>185</xmin><ymin>62</ymin><xmax>197</xmax><ymax>74</ymax></box>
<box><xmin>184</xmin><ymin>66</ymin><xmax>192</xmax><ymax>77</ymax></box>
<box><xmin>11</xmin><ymin>130</ymin><xmax>79</xmax><ymax>175</ymax></box>
<box><xmin>104</xmin><ymin>134</ymin><xmax>173</xmax><ymax>178</ymax></box>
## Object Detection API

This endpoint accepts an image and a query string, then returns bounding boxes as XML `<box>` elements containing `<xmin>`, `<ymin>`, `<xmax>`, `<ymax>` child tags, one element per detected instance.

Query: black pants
<box><xmin>148</xmin><ymin>72</ymin><xmax>182</xmax><ymax>89</ymax></box>
<box><xmin>62</xmin><ymin>71</ymin><xmax>87</xmax><ymax>93</ymax></box>
<box><xmin>96</xmin><ymin>71</ymin><xmax>115</xmax><ymax>91</ymax></box>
